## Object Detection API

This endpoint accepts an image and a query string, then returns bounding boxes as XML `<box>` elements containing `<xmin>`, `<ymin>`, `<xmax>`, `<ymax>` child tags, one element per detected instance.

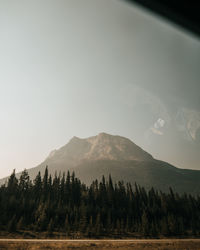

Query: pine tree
<box><xmin>168</xmin><ymin>214</ymin><xmax>177</xmax><ymax>235</ymax></box>
<box><xmin>95</xmin><ymin>213</ymin><xmax>102</xmax><ymax>236</ymax></box>
<box><xmin>1</xmin><ymin>169</ymin><xmax>200</xmax><ymax>237</ymax></box>
<box><xmin>16</xmin><ymin>217</ymin><xmax>24</xmax><ymax>231</ymax></box>
<box><xmin>87</xmin><ymin>216</ymin><xmax>94</xmax><ymax>237</ymax></box>
<box><xmin>7</xmin><ymin>169</ymin><xmax>18</xmax><ymax>194</ymax></box>
<box><xmin>7</xmin><ymin>216</ymin><xmax>16</xmax><ymax>232</ymax></box>
<box><xmin>64</xmin><ymin>215</ymin><xmax>70</xmax><ymax>235</ymax></box>
<box><xmin>19</xmin><ymin>169</ymin><xmax>31</xmax><ymax>192</ymax></box>
<box><xmin>34</xmin><ymin>171</ymin><xmax>42</xmax><ymax>196</ymax></box>
<box><xmin>79</xmin><ymin>203</ymin><xmax>87</xmax><ymax>233</ymax></box>
<box><xmin>47</xmin><ymin>218</ymin><xmax>54</xmax><ymax>234</ymax></box>
<box><xmin>43</xmin><ymin>166</ymin><xmax>49</xmax><ymax>197</ymax></box>
<box><xmin>141</xmin><ymin>211</ymin><xmax>149</xmax><ymax>236</ymax></box>
<box><xmin>106</xmin><ymin>212</ymin><xmax>112</xmax><ymax>234</ymax></box>
<box><xmin>161</xmin><ymin>218</ymin><xmax>169</xmax><ymax>236</ymax></box>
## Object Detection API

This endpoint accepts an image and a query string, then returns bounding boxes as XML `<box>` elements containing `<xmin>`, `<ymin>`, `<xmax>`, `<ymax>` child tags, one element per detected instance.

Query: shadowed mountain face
<box><xmin>1</xmin><ymin>133</ymin><xmax>200</xmax><ymax>194</ymax></box>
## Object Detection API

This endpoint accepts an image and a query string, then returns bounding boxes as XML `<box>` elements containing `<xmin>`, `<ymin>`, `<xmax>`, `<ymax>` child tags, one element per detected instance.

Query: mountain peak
<box><xmin>84</xmin><ymin>133</ymin><xmax>153</xmax><ymax>161</ymax></box>
<box><xmin>70</xmin><ymin>136</ymin><xmax>82</xmax><ymax>142</ymax></box>
<box><xmin>97</xmin><ymin>132</ymin><xmax>111</xmax><ymax>137</ymax></box>
<box><xmin>44</xmin><ymin>133</ymin><xmax>153</xmax><ymax>167</ymax></box>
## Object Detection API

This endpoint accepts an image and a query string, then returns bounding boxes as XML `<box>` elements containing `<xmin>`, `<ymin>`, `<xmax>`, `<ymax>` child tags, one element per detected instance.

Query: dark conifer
<box><xmin>1</xmin><ymin>169</ymin><xmax>200</xmax><ymax>237</ymax></box>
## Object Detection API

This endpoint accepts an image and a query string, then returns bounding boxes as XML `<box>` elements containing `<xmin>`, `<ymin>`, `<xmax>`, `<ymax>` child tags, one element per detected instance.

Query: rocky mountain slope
<box><xmin>1</xmin><ymin>133</ymin><xmax>200</xmax><ymax>194</ymax></box>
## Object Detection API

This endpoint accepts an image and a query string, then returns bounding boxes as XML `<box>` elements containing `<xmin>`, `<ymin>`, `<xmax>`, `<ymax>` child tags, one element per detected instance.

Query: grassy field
<box><xmin>0</xmin><ymin>239</ymin><xmax>200</xmax><ymax>250</ymax></box>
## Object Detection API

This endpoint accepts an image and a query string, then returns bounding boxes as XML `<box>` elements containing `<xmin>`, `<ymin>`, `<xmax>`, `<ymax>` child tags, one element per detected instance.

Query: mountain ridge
<box><xmin>1</xmin><ymin>132</ymin><xmax>200</xmax><ymax>194</ymax></box>
<box><xmin>46</xmin><ymin>132</ymin><xmax>153</xmax><ymax>162</ymax></box>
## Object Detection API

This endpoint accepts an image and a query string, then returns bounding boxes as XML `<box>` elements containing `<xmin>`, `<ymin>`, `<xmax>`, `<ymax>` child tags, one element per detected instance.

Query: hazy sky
<box><xmin>0</xmin><ymin>0</ymin><xmax>200</xmax><ymax>178</ymax></box>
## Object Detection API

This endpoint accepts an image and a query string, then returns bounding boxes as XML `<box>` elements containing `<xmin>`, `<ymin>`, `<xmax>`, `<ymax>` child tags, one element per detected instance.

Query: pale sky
<box><xmin>0</xmin><ymin>0</ymin><xmax>200</xmax><ymax>178</ymax></box>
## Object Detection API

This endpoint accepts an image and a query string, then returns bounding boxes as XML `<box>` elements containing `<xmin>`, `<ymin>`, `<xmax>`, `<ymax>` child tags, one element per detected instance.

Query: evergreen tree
<box><xmin>64</xmin><ymin>215</ymin><xmax>70</xmax><ymax>235</ymax></box>
<box><xmin>47</xmin><ymin>218</ymin><xmax>54</xmax><ymax>234</ymax></box>
<box><xmin>7</xmin><ymin>169</ymin><xmax>18</xmax><ymax>194</ymax></box>
<box><xmin>1</xmin><ymin>169</ymin><xmax>200</xmax><ymax>238</ymax></box>
<box><xmin>7</xmin><ymin>216</ymin><xmax>16</xmax><ymax>232</ymax></box>
<box><xmin>141</xmin><ymin>211</ymin><xmax>149</xmax><ymax>236</ymax></box>
<box><xmin>19</xmin><ymin>169</ymin><xmax>31</xmax><ymax>192</ymax></box>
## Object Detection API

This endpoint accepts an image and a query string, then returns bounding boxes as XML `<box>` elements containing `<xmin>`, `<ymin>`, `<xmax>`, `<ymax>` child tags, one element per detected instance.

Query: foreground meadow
<box><xmin>0</xmin><ymin>239</ymin><xmax>200</xmax><ymax>250</ymax></box>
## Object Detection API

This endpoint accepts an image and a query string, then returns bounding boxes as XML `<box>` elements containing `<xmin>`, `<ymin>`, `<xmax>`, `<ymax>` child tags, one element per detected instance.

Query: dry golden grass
<box><xmin>0</xmin><ymin>240</ymin><xmax>200</xmax><ymax>250</ymax></box>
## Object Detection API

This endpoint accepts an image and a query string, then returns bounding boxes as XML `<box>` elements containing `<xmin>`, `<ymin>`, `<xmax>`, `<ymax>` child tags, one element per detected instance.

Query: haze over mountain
<box><xmin>1</xmin><ymin>132</ymin><xmax>200</xmax><ymax>194</ymax></box>
<box><xmin>1</xmin><ymin>0</ymin><xmax>200</xmax><ymax>179</ymax></box>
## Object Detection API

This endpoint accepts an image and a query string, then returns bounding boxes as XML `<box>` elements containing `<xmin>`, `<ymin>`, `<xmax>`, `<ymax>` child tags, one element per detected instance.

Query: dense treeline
<box><xmin>0</xmin><ymin>167</ymin><xmax>200</xmax><ymax>238</ymax></box>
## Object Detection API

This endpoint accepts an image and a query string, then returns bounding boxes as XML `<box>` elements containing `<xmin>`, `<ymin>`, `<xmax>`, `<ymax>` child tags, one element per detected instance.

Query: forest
<box><xmin>0</xmin><ymin>167</ymin><xmax>200</xmax><ymax>238</ymax></box>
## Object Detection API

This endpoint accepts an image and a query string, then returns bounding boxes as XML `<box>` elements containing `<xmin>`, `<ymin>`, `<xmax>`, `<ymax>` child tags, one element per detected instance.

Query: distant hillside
<box><xmin>1</xmin><ymin>133</ymin><xmax>200</xmax><ymax>194</ymax></box>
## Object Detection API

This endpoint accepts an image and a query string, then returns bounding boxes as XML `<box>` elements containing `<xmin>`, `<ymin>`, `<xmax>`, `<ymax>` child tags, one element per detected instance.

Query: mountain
<box><xmin>45</xmin><ymin>132</ymin><xmax>153</xmax><ymax>165</ymax></box>
<box><xmin>1</xmin><ymin>132</ymin><xmax>200</xmax><ymax>194</ymax></box>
